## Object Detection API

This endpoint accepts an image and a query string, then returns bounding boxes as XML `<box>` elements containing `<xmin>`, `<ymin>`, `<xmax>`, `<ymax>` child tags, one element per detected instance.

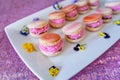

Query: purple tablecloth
<box><xmin>0</xmin><ymin>0</ymin><xmax>120</xmax><ymax>80</ymax></box>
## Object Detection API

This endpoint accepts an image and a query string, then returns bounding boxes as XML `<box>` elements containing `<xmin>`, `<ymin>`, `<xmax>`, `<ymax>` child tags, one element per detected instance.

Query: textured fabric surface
<box><xmin>0</xmin><ymin>0</ymin><xmax>120</xmax><ymax>80</ymax></box>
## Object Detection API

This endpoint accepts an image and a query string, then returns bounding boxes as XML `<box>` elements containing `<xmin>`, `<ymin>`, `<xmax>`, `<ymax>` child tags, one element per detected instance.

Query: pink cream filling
<box><xmin>67</xmin><ymin>29</ymin><xmax>84</xmax><ymax>40</ymax></box>
<box><xmin>66</xmin><ymin>9</ymin><xmax>78</xmax><ymax>18</ymax></box>
<box><xmin>90</xmin><ymin>2</ymin><xmax>99</xmax><ymax>6</ymax></box>
<box><xmin>50</xmin><ymin>18</ymin><xmax>65</xmax><ymax>24</ymax></box>
<box><xmin>77</xmin><ymin>5</ymin><xmax>89</xmax><ymax>11</ymax></box>
<box><xmin>39</xmin><ymin>40</ymin><xmax>63</xmax><ymax>53</ymax></box>
<box><xmin>103</xmin><ymin>14</ymin><xmax>112</xmax><ymax>19</ymax></box>
<box><xmin>108</xmin><ymin>5</ymin><xmax>120</xmax><ymax>11</ymax></box>
<box><xmin>87</xmin><ymin>19</ymin><xmax>103</xmax><ymax>28</ymax></box>
<box><xmin>30</xmin><ymin>25</ymin><xmax>49</xmax><ymax>35</ymax></box>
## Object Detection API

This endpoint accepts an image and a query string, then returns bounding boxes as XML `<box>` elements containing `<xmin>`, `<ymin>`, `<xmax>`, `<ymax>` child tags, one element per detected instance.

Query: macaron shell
<box><xmin>103</xmin><ymin>18</ymin><xmax>112</xmax><ymax>23</ymax></box>
<box><xmin>86</xmin><ymin>24</ymin><xmax>103</xmax><ymax>32</ymax></box>
<box><xmin>65</xmin><ymin>34</ymin><xmax>85</xmax><ymax>43</ymax></box>
<box><xmin>48</xmin><ymin>11</ymin><xmax>65</xmax><ymax>19</ymax></box>
<box><xmin>83</xmin><ymin>13</ymin><xmax>102</xmax><ymax>23</ymax></box>
<box><xmin>39</xmin><ymin>33</ymin><xmax>61</xmax><ymax>45</ymax></box>
<box><xmin>62</xmin><ymin>22</ymin><xmax>83</xmax><ymax>35</ymax></box>
<box><xmin>105</xmin><ymin>2</ymin><xmax>120</xmax><ymax>7</ymax></box>
<box><xmin>75</xmin><ymin>0</ymin><xmax>88</xmax><ymax>6</ymax></box>
<box><xmin>50</xmin><ymin>21</ymin><xmax>65</xmax><ymax>28</ymax></box>
<box><xmin>96</xmin><ymin>8</ymin><xmax>112</xmax><ymax>15</ymax></box>
<box><xmin>78</xmin><ymin>9</ymin><xmax>90</xmax><ymax>14</ymax></box>
<box><xmin>61</xmin><ymin>4</ymin><xmax>77</xmax><ymax>13</ymax></box>
<box><xmin>113</xmin><ymin>10</ymin><xmax>120</xmax><ymax>14</ymax></box>
<box><xmin>40</xmin><ymin>48</ymin><xmax>62</xmax><ymax>56</ymax></box>
<box><xmin>66</xmin><ymin>14</ymin><xmax>79</xmax><ymax>21</ymax></box>
<box><xmin>88</xmin><ymin>0</ymin><xmax>99</xmax><ymax>3</ymax></box>
<box><xmin>30</xmin><ymin>31</ymin><xmax>47</xmax><ymax>37</ymax></box>
<box><xmin>28</xmin><ymin>20</ymin><xmax>48</xmax><ymax>28</ymax></box>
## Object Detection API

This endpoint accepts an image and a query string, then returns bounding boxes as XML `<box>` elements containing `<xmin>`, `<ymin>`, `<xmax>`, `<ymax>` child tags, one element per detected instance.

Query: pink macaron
<box><xmin>27</xmin><ymin>20</ymin><xmax>49</xmax><ymax>37</ymax></box>
<box><xmin>96</xmin><ymin>8</ymin><xmax>113</xmax><ymax>23</ymax></box>
<box><xmin>88</xmin><ymin>0</ymin><xmax>100</xmax><ymax>9</ymax></box>
<box><xmin>62</xmin><ymin>22</ymin><xmax>85</xmax><ymax>43</ymax></box>
<box><xmin>105</xmin><ymin>2</ymin><xmax>120</xmax><ymax>14</ymax></box>
<box><xmin>83</xmin><ymin>13</ymin><xmax>103</xmax><ymax>32</ymax></box>
<box><xmin>75</xmin><ymin>0</ymin><xmax>90</xmax><ymax>14</ymax></box>
<box><xmin>61</xmin><ymin>4</ymin><xmax>78</xmax><ymax>21</ymax></box>
<box><xmin>48</xmin><ymin>11</ymin><xmax>66</xmax><ymax>28</ymax></box>
<box><xmin>39</xmin><ymin>33</ymin><xmax>64</xmax><ymax>56</ymax></box>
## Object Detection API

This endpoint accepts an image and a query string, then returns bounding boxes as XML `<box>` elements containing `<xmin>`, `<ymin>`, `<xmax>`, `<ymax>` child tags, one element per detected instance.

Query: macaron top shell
<box><xmin>28</xmin><ymin>20</ymin><xmax>48</xmax><ymax>28</ymax></box>
<box><xmin>48</xmin><ymin>11</ymin><xmax>65</xmax><ymax>19</ymax></box>
<box><xmin>83</xmin><ymin>13</ymin><xmax>102</xmax><ymax>23</ymax></box>
<box><xmin>96</xmin><ymin>8</ymin><xmax>112</xmax><ymax>15</ymax></box>
<box><xmin>88</xmin><ymin>0</ymin><xmax>99</xmax><ymax>3</ymax></box>
<box><xmin>76</xmin><ymin>0</ymin><xmax>88</xmax><ymax>6</ymax></box>
<box><xmin>40</xmin><ymin>33</ymin><xmax>61</xmax><ymax>44</ymax></box>
<box><xmin>61</xmin><ymin>4</ymin><xmax>77</xmax><ymax>13</ymax></box>
<box><xmin>62</xmin><ymin>22</ymin><xmax>83</xmax><ymax>35</ymax></box>
<box><xmin>105</xmin><ymin>2</ymin><xmax>120</xmax><ymax>7</ymax></box>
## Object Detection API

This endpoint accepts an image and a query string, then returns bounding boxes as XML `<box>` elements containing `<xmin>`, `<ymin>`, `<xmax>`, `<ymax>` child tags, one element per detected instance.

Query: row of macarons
<box><xmin>28</xmin><ymin>1</ymin><xmax>120</xmax><ymax>37</ymax></box>
<box><xmin>26</xmin><ymin>1</ymin><xmax>120</xmax><ymax>56</ymax></box>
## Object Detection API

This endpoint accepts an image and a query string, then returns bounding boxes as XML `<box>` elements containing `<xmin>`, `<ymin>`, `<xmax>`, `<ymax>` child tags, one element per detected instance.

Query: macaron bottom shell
<box><xmin>89</xmin><ymin>1</ymin><xmax>100</xmax><ymax>9</ymax></box>
<box><xmin>30</xmin><ymin>31</ymin><xmax>48</xmax><ymax>37</ymax></box>
<box><xmin>49</xmin><ymin>21</ymin><xmax>65</xmax><ymax>28</ymax></box>
<box><xmin>40</xmin><ymin>48</ymin><xmax>63</xmax><ymax>57</ymax></box>
<box><xmin>86</xmin><ymin>24</ymin><xmax>103</xmax><ymax>32</ymax></box>
<box><xmin>90</xmin><ymin>5</ymin><xmax>99</xmax><ymax>9</ymax></box>
<box><xmin>103</xmin><ymin>18</ymin><xmax>112</xmax><ymax>23</ymax></box>
<box><xmin>77</xmin><ymin>5</ymin><xmax>90</xmax><ymax>14</ymax></box>
<box><xmin>66</xmin><ymin>14</ymin><xmax>79</xmax><ymax>21</ymax></box>
<box><xmin>78</xmin><ymin>9</ymin><xmax>90</xmax><ymax>14</ymax></box>
<box><xmin>65</xmin><ymin>34</ymin><xmax>86</xmax><ymax>43</ymax></box>
<box><xmin>112</xmin><ymin>10</ymin><xmax>120</xmax><ymax>15</ymax></box>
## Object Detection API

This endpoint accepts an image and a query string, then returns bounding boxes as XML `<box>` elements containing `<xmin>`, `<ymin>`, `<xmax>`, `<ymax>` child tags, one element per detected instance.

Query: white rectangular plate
<box><xmin>5</xmin><ymin>0</ymin><xmax>120</xmax><ymax>80</ymax></box>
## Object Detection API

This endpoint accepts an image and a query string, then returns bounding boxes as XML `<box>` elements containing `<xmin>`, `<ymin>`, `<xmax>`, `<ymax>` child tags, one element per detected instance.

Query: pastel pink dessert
<box><xmin>28</xmin><ymin>20</ymin><xmax>49</xmax><ymax>37</ymax></box>
<box><xmin>39</xmin><ymin>33</ymin><xmax>64</xmax><ymax>56</ymax></box>
<box><xmin>88</xmin><ymin>0</ymin><xmax>100</xmax><ymax>9</ymax></box>
<box><xmin>49</xmin><ymin>11</ymin><xmax>66</xmax><ymax>28</ymax></box>
<box><xmin>62</xmin><ymin>22</ymin><xmax>85</xmax><ymax>43</ymax></box>
<box><xmin>39</xmin><ymin>40</ymin><xmax>63</xmax><ymax>53</ymax></box>
<box><xmin>105</xmin><ymin>2</ymin><xmax>120</xmax><ymax>14</ymax></box>
<box><xmin>61</xmin><ymin>4</ymin><xmax>78</xmax><ymax>21</ymax></box>
<box><xmin>83</xmin><ymin>13</ymin><xmax>103</xmax><ymax>32</ymax></box>
<box><xmin>67</xmin><ymin>29</ymin><xmax>85</xmax><ymax>40</ymax></box>
<box><xmin>96</xmin><ymin>8</ymin><xmax>113</xmax><ymax>23</ymax></box>
<box><xmin>50</xmin><ymin>18</ymin><xmax>65</xmax><ymax>24</ymax></box>
<box><xmin>66</xmin><ymin>9</ymin><xmax>78</xmax><ymax>18</ymax></box>
<box><xmin>76</xmin><ymin>0</ymin><xmax>90</xmax><ymax>14</ymax></box>
<box><xmin>87</xmin><ymin>19</ymin><xmax>103</xmax><ymax>28</ymax></box>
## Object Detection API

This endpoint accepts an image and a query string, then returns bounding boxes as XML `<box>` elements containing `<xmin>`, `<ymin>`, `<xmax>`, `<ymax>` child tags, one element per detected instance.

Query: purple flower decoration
<box><xmin>72</xmin><ymin>0</ymin><xmax>78</xmax><ymax>3</ymax></box>
<box><xmin>53</xmin><ymin>2</ymin><xmax>62</xmax><ymax>10</ymax></box>
<box><xmin>33</xmin><ymin>18</ymin><xmax>40</xmax><ymax>21</ymax></box>
<box><xmin>20</xmin><ymin>26</ymin><xmax>29</xmax><ymax>36</ymax></box>
<box><xmin>98</xmin><ymin>32</ymin><xmax>110</xmax><ymax>39</ymax></box>
<box><xmin>73</xmin><ymin>44</ymin><xmax>86</xmax><ymax>51</ymax></box>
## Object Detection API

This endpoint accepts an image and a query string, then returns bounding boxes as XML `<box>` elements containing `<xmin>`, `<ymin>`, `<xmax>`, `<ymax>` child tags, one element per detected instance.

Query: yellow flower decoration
<box><xmin>114</xmin><ymin>20</ymin><xmax>120</xmax><ymax>25</ymax></box>
<box><xmin>49</xmin><ymin>66</ymin><xmax>59</xmax><ymax>77</ymax></box>
<box><xmin>98</xmin><ymin>32</ymin><xmax>105</xmax><ymax>37</ymax></box>
<box><xmin>22</xmin><ymin>42</ymin><xmax>35</xmax><ymax>53</ymax></box>
<box><xmin>78</xmin><ymin>45</ymin><xmax>85</xmax><ymax>51</ymax></box>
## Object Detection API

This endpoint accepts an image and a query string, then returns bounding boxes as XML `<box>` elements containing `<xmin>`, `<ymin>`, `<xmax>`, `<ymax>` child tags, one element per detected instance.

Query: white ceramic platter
<box><xmin>5</xmin><ymin>0</ymin><xmax>120</xmax><ymax>80</ymax></box>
